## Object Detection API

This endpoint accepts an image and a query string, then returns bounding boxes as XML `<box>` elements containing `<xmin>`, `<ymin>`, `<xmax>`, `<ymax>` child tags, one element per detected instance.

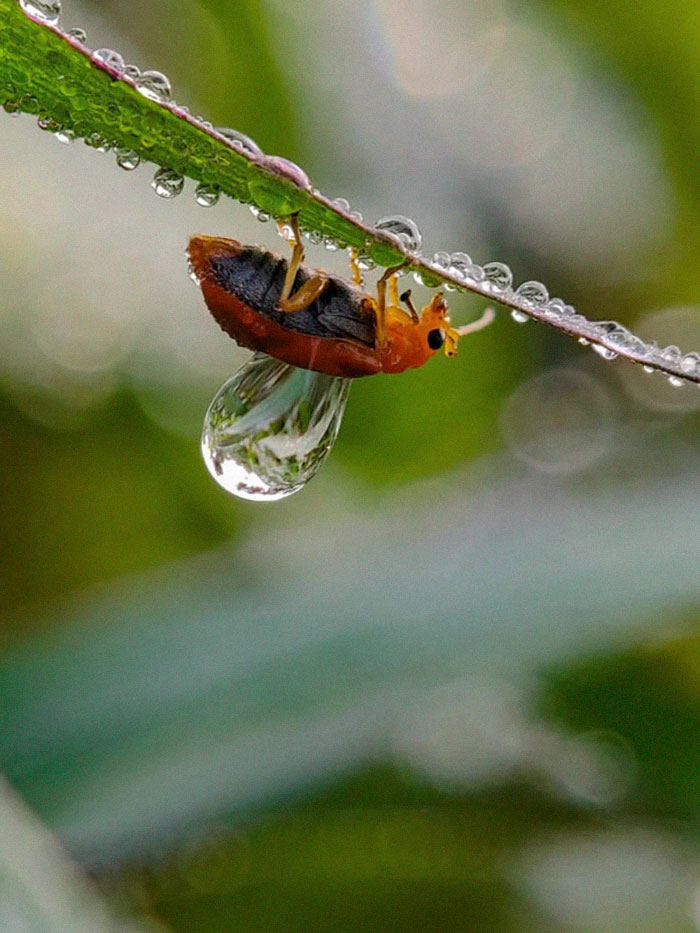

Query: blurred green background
<box><xmin>4</xmin><ymin>0</ymin><xmax>700</xmax><ymax>930</ymax></box>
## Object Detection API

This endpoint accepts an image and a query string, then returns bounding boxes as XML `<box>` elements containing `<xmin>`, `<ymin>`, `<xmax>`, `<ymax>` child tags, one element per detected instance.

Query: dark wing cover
<box><xmin>209</xmin><ymin>246</ymin><xmax>376</xmax><ymax>347</ymax></box>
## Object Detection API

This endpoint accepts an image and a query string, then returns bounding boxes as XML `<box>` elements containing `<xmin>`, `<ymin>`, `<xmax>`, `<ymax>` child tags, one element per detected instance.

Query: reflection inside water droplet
<box><xmin>202</xmin><ymin>354</ymin><xmax>350</xmax><ymax>501</ymax></box>
<box><xmin>194</xmin><ymin>183</ymin><xmax>220</xmax><ymax>207</ymax></box>
<box><xmin>152</xmin><ymin>167</ymin><xmax>184</xmax><ymax>198</ymax></box>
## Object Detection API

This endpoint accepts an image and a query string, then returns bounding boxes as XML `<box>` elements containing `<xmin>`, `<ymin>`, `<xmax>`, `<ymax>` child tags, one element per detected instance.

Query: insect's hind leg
<box><xmin>279</xmin><ymin>214</ymin><xmax>327</xmax><ymax>313</ymax></box>
<box><xmin>349</xmin><ymin>249</ymin><xmax>364</xmax><ymax>286</ymax></box>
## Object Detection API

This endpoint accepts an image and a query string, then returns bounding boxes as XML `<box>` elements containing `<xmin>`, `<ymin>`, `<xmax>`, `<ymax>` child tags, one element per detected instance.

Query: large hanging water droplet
<box><xmin>202</xmin><ymin>354</ymin><xmax>350</xmax><ymax>501</ymax></box>
<box><xmin>20</xmin><ymin>0</ymin><xmax>61</xmax><ymax>25</ymax></box>
<box><xmin>374</xmin><ymin>215</ymin><xmax>422</xmax><ymax>252</ymax></box>
<box><xmin>135</xmin><ymin>70</ymin><xmax>172</xmax><ymax>103</ymax></box>
<box><xmin>152</xmin><ymin>167</ymin><xmax>184</xmax><ymax>198</ymax></box>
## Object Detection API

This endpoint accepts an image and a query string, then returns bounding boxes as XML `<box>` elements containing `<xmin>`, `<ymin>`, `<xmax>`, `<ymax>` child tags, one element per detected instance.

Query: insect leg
<box><xmin>375</xmin><ymin>264</ymin><xmax>404</xmax><ymax>345</ymax></box>
<box><xmin>349</xmin><ymin>249</ymin><xmax>364</xmax><ymax>286</ymax></box>
<box><xmin>279</xmin><ymin>213</ymin><xmax>328</xmax><ymax>313</ymax></box>
<box><xmin>388</xmin><ymin>273</ymin><xmax>400</xmax><ymax>308</ymax></box>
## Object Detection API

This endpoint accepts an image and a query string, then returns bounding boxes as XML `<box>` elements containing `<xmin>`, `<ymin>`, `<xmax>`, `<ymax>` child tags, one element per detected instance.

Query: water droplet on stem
<box><xmin>374</xmin><ymin>215</ymin><xmax>422</xmax><ymax>252</ymax></box>
<box><xmin>116</xmin><ymin>148</ymin><xmax>140</xmax><ymax>170</ymax></box>
<box><xmin>135</xmin><ymin>70</ymin><xmax>172</xmax><ymax>103</ymax></box>
<box><xmin>93</xmin><ymin>48</ymin><xmax>125</xmax><ymax>72</ymax></box>
<box><xmin>216</xmin><ymin>127</ymin><xmax>262</xmax><ymax>156</ymax></box>
<box><xmin>20</xmin><ymin>0</ymin><xmax>61</xmax><ymax>26</ymax></box>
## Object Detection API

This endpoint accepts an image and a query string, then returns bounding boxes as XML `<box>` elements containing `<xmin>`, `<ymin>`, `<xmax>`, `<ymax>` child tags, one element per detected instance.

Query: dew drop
<box><xmin>202</xmin><ymin>354</ymin><xmax>350</xmax><ymax>501</ymax></box>
<box><xmin>323</xmin><ymin>237</ymin><xmax>339</xmax><ymax>251</ymax></box>
<box><xmin>432</xmin><ymin>251</ymin><xmax>451</xmax><ymax>271</ymax></box>
<box><xmin>448</xmin><ymin>252</ymin><xmax>472</xmax><ymax>281</ymax></box>
<box><xmin>249</xmin><ymin>205</ymin><xmax>270</xmax><ymax>223</ymax></box>
<box><xmin>643</xmin><ymin>365</ymin><xmax>654</xmax><ymax>374</ymax></box>
<box><xmin>54</xmin><ymin>128</ymin><xmax>75</xmax><ymax>144</ymax></box>
<box><xmin>263</xmin><ymin>155</ymin><xmax>311</xmax><ymax>189</ymax></box>
<box><xmin>463</xmin><ymin>262</ymin><xmax>484</xmax><ymax>284</ymax></box>
<box><xmin>543</xmin><ymin>298</ymin><xmax>572</xmax><ymax>320</ymax></box>
<box><xmin>135</xmin><ymin>70</ymin><xmax>172</xmax><ymax>103</ymax></box>
<box><xmin>195</xmin><ymin>183</ymin><xmax>220</xmax><ymax>207</ymax></box>
<box><xmin>66</xmin><ymin>27</ymin><xmax>86</xmax><ymax>43</ymax></box>
<box><xmin>660</xmin><ymin>345</ymin><xmax>682</xmax><ymax>365</ymax></box>
<box><xmin>333</xmin><ymin>197</ymin><xmax>351</xmax><ymax>212</ymax></box>
<box><xmin>681</xmin><ymin>351</ymin><xmax>700</xmax><ymax>376</ymax></box>
<box><xmin>85</xmin><ymin>132</ymin><xmax>110</xmax><ymax>152</ymax></box>
<box><xmin>374</xmin><ymin>215</ymin><xmax>422</xmax><ymax>252</ymax></box>
<box><xmin>483</xmin><ymin>261</ymin><xmax>513</xmax><ymax>293</ymax></box>
<box><xmin>515</xmin><ymin>281</ymin><xmax>549</xmax><ymax>306</ymax></box>
<box><xmin>356</xmin><ymin>253</ymin><xmax>375</xmax><ymax>271</ymax></box>
<box><xmin>277</xmin><ymin>220</ymin><xmax>295</xmax><ymax>241</ymax></box>
<box><xmin>216</xmin><ymin>127</ymin><xmax>262</xmax><ymax>156</ymax></box>
<box><xmin>93</xmin><ymin>48</ymin><xmax>125</xmax><ymax>72</ymax></box>
<box><xmin>591</xmin><ymin>343</ymin><xmax>618</xmax><ymax>360</ymax></box>
<box><xmin>19</xmin><ymin>0</ymin><xmax>61</xmax><ymax>26</ymax></box>
<box><xmin>37</xmin><ymin>116</ymin><xmax>58</xmax><ymax>132</ymax></box>
<box><xmin>116</xmin><ymin>148</ymin><xmax>140</xmax><ymax>171</ymax></box>
<box><xmin>578</xmin><ymin>337</ymin><xmax>590</xmax><ymax>346</ymax></box>
<box><xmin>152</xmin><ymin>167</ymin><xmax>184</xmax><ymax>198</ymax></box>
<box><xmin>511</xmin><ymin>309</ymin><xmax>529</xmax><ymax>324</ymax></box>
<box><xmin>668</xmin><ymin>375</ymin><xmax>685</xmax><ymax>388</ymax></box>
<box><xmin>123</xmin><ymin>64</ymin><xmax>141</xmax><ymax>80</ymax></box>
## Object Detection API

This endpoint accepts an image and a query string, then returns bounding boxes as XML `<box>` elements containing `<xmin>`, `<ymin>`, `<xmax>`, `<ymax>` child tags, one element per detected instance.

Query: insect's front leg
<box><xmin>278</xmin><ymin>213</ymin><xmax>328</xmax><ymax>313</ymax></box>
<box><xmin>375</xmin><ymin>264</ymin><xmax>405</xmax><ymax>345</ymax></box>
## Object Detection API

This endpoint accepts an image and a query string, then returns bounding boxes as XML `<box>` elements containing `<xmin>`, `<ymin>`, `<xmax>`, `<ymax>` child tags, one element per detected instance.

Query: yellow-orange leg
<box><xmin>388</xmin><ymin>273</ymin><xmax>400</xmax><ymax>309</ymax></box>
<box><xmin>375</xmin><ymin>264</ymin><xmax>405</xmax><ymax>346</ymax></box>
<box><xmin>349</xmin><ymin>249</ymin><xmax>364</xmax><ymax>287</ymax></box>
<box><xmin>279</xmin><ymin>214</ymin><xmax>327</xmax><ymax>313</ymax></box>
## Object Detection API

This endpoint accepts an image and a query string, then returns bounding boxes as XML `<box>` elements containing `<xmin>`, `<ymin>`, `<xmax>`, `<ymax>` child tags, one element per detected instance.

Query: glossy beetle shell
<box><xmin>189</xmin><ymin>236</ymin><xmax>386</xmax><ymax>378</ymax></box>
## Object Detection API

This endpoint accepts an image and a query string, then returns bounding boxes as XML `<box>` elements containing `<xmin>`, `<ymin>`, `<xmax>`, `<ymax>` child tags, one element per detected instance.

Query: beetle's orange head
<box><xmin>380</xmin><ymin>291</ymin><xmax>462</xmax><ymax>374</ymax></box>
<box><xmin>416</xmin><ymin>292</ymin><xmax>462</xmax><ymax>359</ymax></box>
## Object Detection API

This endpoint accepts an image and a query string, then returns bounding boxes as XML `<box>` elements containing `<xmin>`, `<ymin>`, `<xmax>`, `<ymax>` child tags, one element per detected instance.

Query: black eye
<box><xmin>427</xmin><ymin>328</ymin><xmax>445</xmax><ymax>350</ymax></box>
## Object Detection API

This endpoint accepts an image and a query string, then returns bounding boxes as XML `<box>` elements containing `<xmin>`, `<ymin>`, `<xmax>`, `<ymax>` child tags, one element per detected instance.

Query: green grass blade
<box><xmin>3</xmin><ymin>0</ymin><xmax>700</xmax><ymax>386</ymax></box>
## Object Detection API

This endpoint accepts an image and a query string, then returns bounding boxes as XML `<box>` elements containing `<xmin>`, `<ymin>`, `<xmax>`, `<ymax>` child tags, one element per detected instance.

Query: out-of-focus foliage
<box><xmin>4</xmin><ymin>0</ymin><xmax>700</xmax><ymax>931</ymax></box>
